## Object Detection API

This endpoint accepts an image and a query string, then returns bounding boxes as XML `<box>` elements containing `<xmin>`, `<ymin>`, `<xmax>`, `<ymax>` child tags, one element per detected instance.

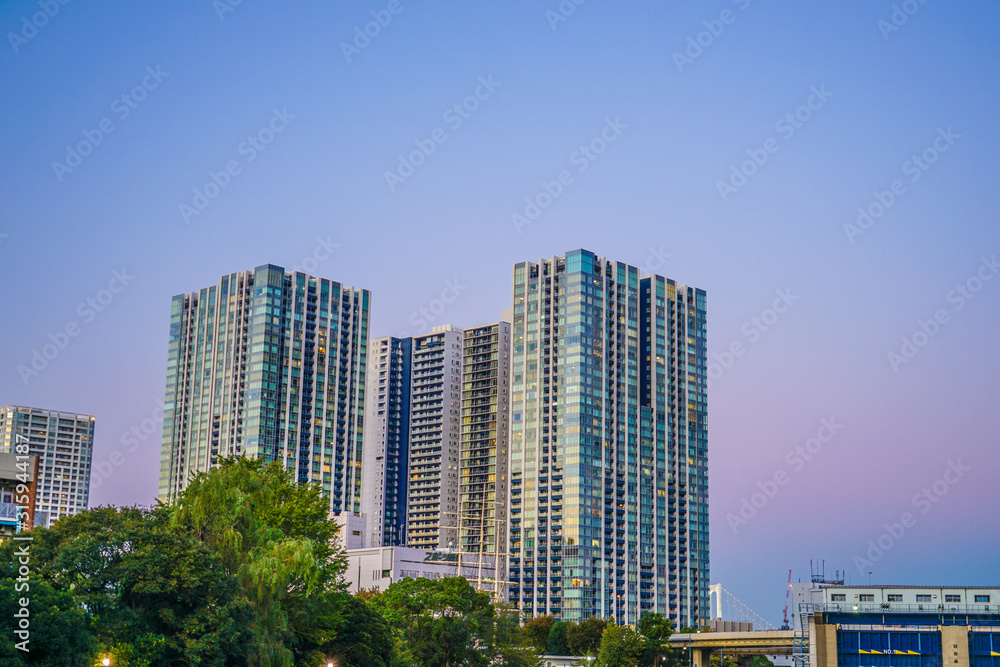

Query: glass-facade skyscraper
<box><xmin>157</xmin><ymin>264</ymin><xmax>370</xmax><ymax>513</ymax></box>
<box><xmin>507</xmin><ymin>249</ymin><xmax>709</xmax><ymax>627</ymax></box>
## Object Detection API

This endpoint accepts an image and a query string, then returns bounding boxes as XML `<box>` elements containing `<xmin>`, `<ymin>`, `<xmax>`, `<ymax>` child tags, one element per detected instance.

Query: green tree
<box><xmin>597</xmin><ymin>623</ymin><xmax>646</xmax><ymax>667</ymax></box>
<box><xmin>520</xmin><ymin>615</ymin><xmax>555</xmax><ymax>653</ymax></box>
<box><xmin>0</xmin><ymin>577</ymin><xmax>94</xmax><ymax>666</ymax></box>
<box><xmin>709</xmin><ymin>654</ymin><xmax>739</xmax><ymax>667</ymax></box>
<box><xmin>0</xmin><ymin>459</ymin><xmax>390</xmax><ymax>667</ymax></box>
<box><xmin>169</xmin><ymin>456</ymin><xmax>349</xmax><ymax>666</ymax></box>
<box><xmin>374</xmin><ymin>577</ymin><xmax>491</xmax><ymax>667</ymax></box>
<box><xmin>487</xmin><ymin>604</ymin><xmax>543</xmax><ymax>667</ymax></box>
<box><xmin>547</xmin><ymin>620</ymin><xmax>570</xmax><ymax>655</ymax></box>
<box><xmin>355</xmin><ymin>587</ymin><xmax>383</xmax><ymax>603</ymax></box>
<box><xmin>318</xmin><ymin>594</ymin><xmax>393</xmax><ymax>667</ymax></box>
<box><xmin>1</xmin><ymin>505</ymin><xmax>251</xmax><ymax>666</ymax></box>
<box><xmin>567</xmin><ymin>616</ymin><xmax>607</xmax><ymax>656</ymax></box>
<box><xmin>637</xmin><ymin>612</ymin><xmax>675</xmax><ymax>666</ymax></box>
<box><xmin>374</xmin><ymin>576</ymin><xmax>539</xmax><ymax>667</ymax></box>
<box><xmin>12</xmin><ymin>505</ymin><xmax>252</xmax><ymax>665</ymax></box>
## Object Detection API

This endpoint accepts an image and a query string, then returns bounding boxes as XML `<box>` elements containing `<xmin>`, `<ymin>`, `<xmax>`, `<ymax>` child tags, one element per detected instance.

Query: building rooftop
<box><xmin>827</xmin><ymin>585</ymin><xmax>998</xmax><ymax>589</ymax></box>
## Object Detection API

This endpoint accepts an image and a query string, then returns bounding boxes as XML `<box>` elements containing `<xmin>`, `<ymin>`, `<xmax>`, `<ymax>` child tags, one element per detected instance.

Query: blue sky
<box><xmin>1</xmin><ymin>0</ymin><xmax>998</xmax><ymax>624</ymax></box>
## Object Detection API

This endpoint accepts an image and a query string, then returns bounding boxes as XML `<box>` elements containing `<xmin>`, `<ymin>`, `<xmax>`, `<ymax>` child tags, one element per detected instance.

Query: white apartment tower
<box><xmin>0</xmin><ymin>405</ymin><xmax>96</xmax><ymax>528</ymax></box>
<box><xmin>458</xmin><ymin>321</ymin><xmax>512</xmax><ymax>595</ymax></box>
<box><xmin>406</xmin><ymin>325</ymin><xmax>464</xmax><ymax>550</ymax></box>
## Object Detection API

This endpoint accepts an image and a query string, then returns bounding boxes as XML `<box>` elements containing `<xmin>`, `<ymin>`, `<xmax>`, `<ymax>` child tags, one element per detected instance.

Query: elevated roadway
<box><xmin>669</xmin><ymin>630</ymin><xmax>795</xmax><ymax>667</ymax></box>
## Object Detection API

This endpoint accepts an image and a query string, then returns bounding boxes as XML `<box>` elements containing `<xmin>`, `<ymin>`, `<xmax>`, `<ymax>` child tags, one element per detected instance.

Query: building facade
<box><xmin>802</xmin><ymin>585</ymin><xmax>1000</xmax><ymax>667</ymax></box>
<box><xmin>0</xmin><ymin>406</ymin><xmax>95</xmax><ymax>528</ymax></box>
<box><xmin>344</xmin><ymin>545</ymin><xmax>498</xmax><ymax>595</ymax></box>
<box><xmin>406</xmin><ymin>325</ymin><xmax>464</xmax><ymax>550</ymax></box>
<box><xmin>507</xmin><ymin>249</ymin><xmax>709</xmax><ymax>626</ymax></box>
<box><xmin>158</xmin><ymin>265</ymin><xmax>370</xmax><ymax>513</ymax></box>
<box><xmin>458</xmin><ymin>321</ymin><xmax>512</xmax><ymax>595</ymax></box>
<box><xmin>360</xmin><ymin>336</ymin><xmax>412</xmax><ymax>547</ymax></box>
<box><xmin>0</xmin><ymin>451</ymin><xmax>39</xmax><ymax>538</ymax></box>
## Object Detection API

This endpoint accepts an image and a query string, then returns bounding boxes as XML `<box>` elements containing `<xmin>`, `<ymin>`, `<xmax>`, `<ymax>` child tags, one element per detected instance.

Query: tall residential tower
<box><xmin>0</xmin><ymin>405</ymin><xmax>96</xmax><ymax>528</ymax></box>
<box><xmin>458</xmin><ymin>321</ymin><xmax>511</xmax><ymax>595</ymax></box>
<box><xmin>158</xmin><ymin>265</ymin><xmax>370</xmax><ymax>513</ymax></box>
<box><xmin>406</xmin><ymin>325</ymin><xmax>464</xmax><ymax>550</ymax></box>
<box><xmin>507</xmin><ymin>249</ymin><xmax>709</xmax><ymax>627</ymax></box>
<box><xmin>360</xmin><ymin>336</ymin><xmax>412</xmax><ymax>547</ymax></box>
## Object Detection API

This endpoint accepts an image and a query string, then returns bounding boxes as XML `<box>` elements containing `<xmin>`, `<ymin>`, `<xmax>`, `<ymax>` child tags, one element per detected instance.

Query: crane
<box><xmin>781</xmin><ymin>569</ymin><xmax>792</xmax><ymax>630</ymax></box>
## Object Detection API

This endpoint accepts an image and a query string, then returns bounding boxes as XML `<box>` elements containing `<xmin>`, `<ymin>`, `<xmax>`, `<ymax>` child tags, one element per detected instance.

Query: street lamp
<box><xmin>101</xmin><ymin>659</ymin><xmax>111</xmax><ymax>667</ymax></box>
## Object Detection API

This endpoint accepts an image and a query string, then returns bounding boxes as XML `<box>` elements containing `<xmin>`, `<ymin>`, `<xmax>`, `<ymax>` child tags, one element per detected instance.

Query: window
<box><xmin>888</xmin><ymin>594</ymin><xmax>903</xmax><ymax>602</ymax></box>
<box><xmin>916</xmin><ymin>595</ymin><xmax>932</xmax><ymax>602</ymax></box>
<box><xmin>860</xmin><ymin>594</ymin><xmax>875</xmax><ymax>602</ymax></box>
<box><xmin>831</xmin><ymin>594</ymin><xmax>846</xmax><ymax>602</ymax></box>
<box><xmin>975</xmin><ymin>595</ymin><xmax>991</xmax><ymax>603</ymax></box>
<box><xmin>945</xmin><ymin>595</ymin><xmax>961</xmax><ymax>603</ymax></box>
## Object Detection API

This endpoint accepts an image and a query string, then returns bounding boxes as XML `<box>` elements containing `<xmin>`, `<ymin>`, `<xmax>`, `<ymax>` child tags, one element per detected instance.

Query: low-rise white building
<box><xmin>345</xmin><ymin>545</ymin><xmax>499</xmax><ymax>595</ymax></box>
<box><xmin>332</xmin><ymin>512</ymin><xmax>367</xmax><ymax>550</ymax></box>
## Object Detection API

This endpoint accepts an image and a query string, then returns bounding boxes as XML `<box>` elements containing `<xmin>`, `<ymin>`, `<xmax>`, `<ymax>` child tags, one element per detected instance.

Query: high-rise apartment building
<box><xmin>406</xmin><ymin>325</ymin><xmax>463</xmax><ymax>550</ymax></box>
<box><xmin>458</xmin><ymin>321</ymin><xmax>511</xmax><ymax>594</ymax></box>
<box><xmin>360</xmin><ymin>336</ymin><xmax>412</xmax><ymax>547</ymax></box>
<box><xmin>158</xmin><ymin>264</ymin><xmax>370</xmax><ymax>513</ymax></box>
<box><xmin>0</xmin><ymin>405</ymin><xmax>96</xmax><ymax>528</ymax></box>
<box><xmin>507</xmin><ymin>249</ymin><xmax>709</xmax><ymax>627</ymax></box>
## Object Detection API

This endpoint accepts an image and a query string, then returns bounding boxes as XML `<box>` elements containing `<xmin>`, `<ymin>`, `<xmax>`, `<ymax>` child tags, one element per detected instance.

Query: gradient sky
<box><xmin>2</xmin><ymin>0</ymin><xmax>998</xmax><ymax>625</ymax></box>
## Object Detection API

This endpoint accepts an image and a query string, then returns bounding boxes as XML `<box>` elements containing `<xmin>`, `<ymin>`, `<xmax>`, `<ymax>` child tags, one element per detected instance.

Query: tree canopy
<box><xmin>597</xmin><ymin>622</ymin><xmax>647</xmax><ymax>667</ymax></box>
<box><xmin>0</xmin><ymin>456</ymin><xmax>380</xmax><ymax>667</ymax></box>
<box><xmin>373</xmin><ymin>576</ymin><xmax>540</xmax><ymax>667</ymax></box>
